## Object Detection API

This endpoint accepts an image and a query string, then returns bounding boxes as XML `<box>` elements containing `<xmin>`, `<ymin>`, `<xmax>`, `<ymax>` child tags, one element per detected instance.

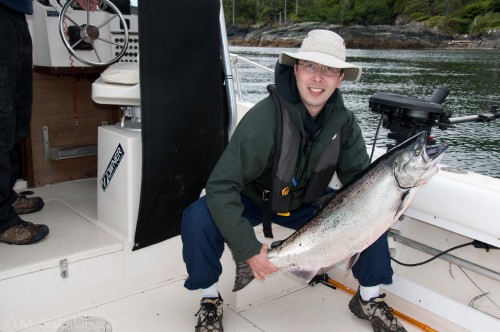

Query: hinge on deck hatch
<box><xmin>60</xmin><ymin>259</ymin><xmax>69</xmax><ymax>278</ymax></box>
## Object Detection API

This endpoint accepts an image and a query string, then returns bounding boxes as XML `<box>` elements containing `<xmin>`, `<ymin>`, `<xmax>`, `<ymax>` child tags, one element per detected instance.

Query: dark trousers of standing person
<box><xmin>0</xmin><ymin>5</ymin><xmax>33</xmax><ymax>233</ymax></box>
<box><xmin>181</xmin><ymin>193</ymin><xmax>393</xmax><ymax>291</ymax></box>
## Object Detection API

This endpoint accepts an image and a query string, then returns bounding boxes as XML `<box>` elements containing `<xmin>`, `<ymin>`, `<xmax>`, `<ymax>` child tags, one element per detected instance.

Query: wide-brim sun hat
<box><xmin>279</xmin><ymin>29</ymin><xmax>362</xmax><ymax>81</ymax></box>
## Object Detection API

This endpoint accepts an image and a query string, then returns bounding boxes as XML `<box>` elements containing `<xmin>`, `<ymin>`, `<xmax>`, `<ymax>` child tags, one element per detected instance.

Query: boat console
<box><xmin>92</xmin><ymin>62</ymin><xmax>142</xmax><ymax>245</ymax></box>
<box><xmin>96</xmin><ymin>133</ymin><xmax>142</xmax><ymax>246</ymax></box>
<box><xmin>37</xmin><ymin>0</ymin><xmax>144</xmax><ymax>245</ymax></box>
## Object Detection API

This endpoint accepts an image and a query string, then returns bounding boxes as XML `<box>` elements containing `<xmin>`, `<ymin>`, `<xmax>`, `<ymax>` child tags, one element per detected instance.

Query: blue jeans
<box><xmin>181</xmin><ymin>194</ymin><xmax>393</xmax><ymax>290</ymax></box>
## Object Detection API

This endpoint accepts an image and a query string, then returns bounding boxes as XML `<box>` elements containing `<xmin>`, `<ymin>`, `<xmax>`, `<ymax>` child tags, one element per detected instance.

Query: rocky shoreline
<box><xmin>227</xmin><ymin>22</ymin><xmax>499</xmax><ymax>50</ymax></box>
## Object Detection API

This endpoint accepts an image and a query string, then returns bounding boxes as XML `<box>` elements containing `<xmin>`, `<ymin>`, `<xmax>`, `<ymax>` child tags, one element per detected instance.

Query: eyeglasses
<box><xmin>297</xmin><ymin>61</ymin><xmax>342</xmax><ymax>77</ymax></box>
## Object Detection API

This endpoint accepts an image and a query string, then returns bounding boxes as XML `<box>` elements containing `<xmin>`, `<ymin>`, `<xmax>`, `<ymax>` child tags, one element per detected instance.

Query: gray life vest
<box><xmin>262</xmin><ymin>85</ymin><xmax>349</xmax><ymax>237</ymax></box>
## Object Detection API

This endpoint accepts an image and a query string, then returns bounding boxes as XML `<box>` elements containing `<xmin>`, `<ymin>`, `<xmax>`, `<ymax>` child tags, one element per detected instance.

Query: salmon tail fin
<box><xmin>284</xmin><ymin>266</ymin><xmax>318</xmax><ymax>284</ymax></box>
<box><xmin>345</xmin><ymin>253</ymin><xmax>360</xmax><ymax>271</ymax></box>
<box><xmin>232</xmin><ymin>261</ymin><xmax>255</xmax><ymax>292</ymax></box>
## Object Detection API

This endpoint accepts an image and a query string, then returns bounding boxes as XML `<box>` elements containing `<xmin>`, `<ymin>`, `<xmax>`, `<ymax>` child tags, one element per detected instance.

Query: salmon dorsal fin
<box><xmin>310</xmin><ymin>191</ymin><xmax>337</xmax><ymax>211</ymax></box>
<box><xmin>284</xmin><ymin>266</ymin><xmax>319</xmax><ymax>283</ymax></box>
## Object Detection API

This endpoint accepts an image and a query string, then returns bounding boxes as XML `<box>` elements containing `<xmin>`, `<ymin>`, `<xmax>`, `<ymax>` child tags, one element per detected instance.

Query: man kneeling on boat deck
<box><xmin>181</xmin><ymin>30</ymin><xmax>406</xmax><ymax>332</ymax></box>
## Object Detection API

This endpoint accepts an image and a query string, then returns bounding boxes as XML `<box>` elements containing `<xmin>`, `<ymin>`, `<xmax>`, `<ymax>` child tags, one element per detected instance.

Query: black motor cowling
<box><xmin>369</xmin><ymin>85</ymin><xmax>452</xmax><ymax>148</ymax></box>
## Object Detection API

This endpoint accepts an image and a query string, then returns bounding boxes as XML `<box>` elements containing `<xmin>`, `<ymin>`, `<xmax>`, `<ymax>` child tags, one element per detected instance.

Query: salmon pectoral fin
<box><xmin>284</xmin><ymin>266</ymin><xmax>319</xmax><ymax>284</ymax></box>
<box><xmin>233</xmin><ymin>261</ymin><xmax>255</xmax><ymax>292</ymax></box>
<box><xmin>394</xmin><ymin>189</ymin><xmax>410</xmax><ymax>219</ymax></box>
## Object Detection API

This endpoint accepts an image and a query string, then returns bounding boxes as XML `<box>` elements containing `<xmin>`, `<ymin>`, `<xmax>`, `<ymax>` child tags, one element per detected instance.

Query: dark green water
<box><xmin>230</xmin><ymin>46</ymin><xmax>500</xmax><ymax>178</ymax></box>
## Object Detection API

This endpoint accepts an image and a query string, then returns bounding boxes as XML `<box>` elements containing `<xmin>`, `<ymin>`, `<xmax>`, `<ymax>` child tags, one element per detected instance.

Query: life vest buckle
<box><xmin>262</xmin><ymin>189</ymin><xmax>270</xmax><ymax>202</ymax></box>
<box><xmin>281</xmin><ymin>186</ymin><xmax>290</xmax><ymax>196</ymax></box>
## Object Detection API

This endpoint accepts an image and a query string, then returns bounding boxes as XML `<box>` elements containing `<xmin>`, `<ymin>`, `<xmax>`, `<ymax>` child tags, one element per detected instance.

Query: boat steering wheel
<box><xmin>58</xmin><ymin>0</ymin><xmax>129</xmax><ymax>66</ymax></box>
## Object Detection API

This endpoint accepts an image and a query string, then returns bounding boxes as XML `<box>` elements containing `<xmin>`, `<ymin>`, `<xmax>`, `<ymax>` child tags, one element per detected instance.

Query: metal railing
<box><xmin>229</xmin><ymin>53</ymin><xmax>274</xmax><ymax>102</ymax></box>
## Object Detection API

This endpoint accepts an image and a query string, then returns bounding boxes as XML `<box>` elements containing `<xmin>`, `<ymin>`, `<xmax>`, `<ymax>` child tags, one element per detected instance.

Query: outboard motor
<box><xmin>369</xmin><ymin>85</ymin><xmax>499</xmax><ymax>150</ymax></box>
<box><xmin>369</xmin><ymin>85</ymin><xmax>451</xmax><ymax>149</ymax></box>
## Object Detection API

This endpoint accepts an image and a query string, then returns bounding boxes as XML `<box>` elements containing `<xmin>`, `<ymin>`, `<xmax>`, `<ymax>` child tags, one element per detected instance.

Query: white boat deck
<box><xmin>12</xmin><ymin>277</ymin><xmax>461</xmax><ymax>332</ymax></box>
<box><xmin>3</xmin><ymin>178</ymin><xmax>496</xmax><ymax>331</ymax></box>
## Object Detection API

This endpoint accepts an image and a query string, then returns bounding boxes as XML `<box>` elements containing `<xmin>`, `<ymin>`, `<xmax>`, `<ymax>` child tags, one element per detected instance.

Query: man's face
<box><xmin>294</xmin><ymin>61</ymin><xmax>344</xmax><ymax>118</ymax></box>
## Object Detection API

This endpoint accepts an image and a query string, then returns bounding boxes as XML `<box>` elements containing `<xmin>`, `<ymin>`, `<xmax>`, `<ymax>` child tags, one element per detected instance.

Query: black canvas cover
<box><xmin>135</xmin><ymin>0</ymin><xmax>226</xmax><ymax>250</ymax></box>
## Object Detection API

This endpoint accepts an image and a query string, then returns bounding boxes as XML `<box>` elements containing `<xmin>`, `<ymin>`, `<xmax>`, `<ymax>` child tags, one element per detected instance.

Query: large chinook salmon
<box><xmin>233</xmin><ymin>131</ymin><xmax>448</xmax><ymax>291</ymax></box>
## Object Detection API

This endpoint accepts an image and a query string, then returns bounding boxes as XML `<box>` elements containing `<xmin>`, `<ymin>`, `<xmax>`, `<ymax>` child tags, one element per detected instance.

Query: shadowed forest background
<box><xmin>222</xmin><ymin>0</ymin><xmax>500</xmax><ymax>36</ymax></box>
